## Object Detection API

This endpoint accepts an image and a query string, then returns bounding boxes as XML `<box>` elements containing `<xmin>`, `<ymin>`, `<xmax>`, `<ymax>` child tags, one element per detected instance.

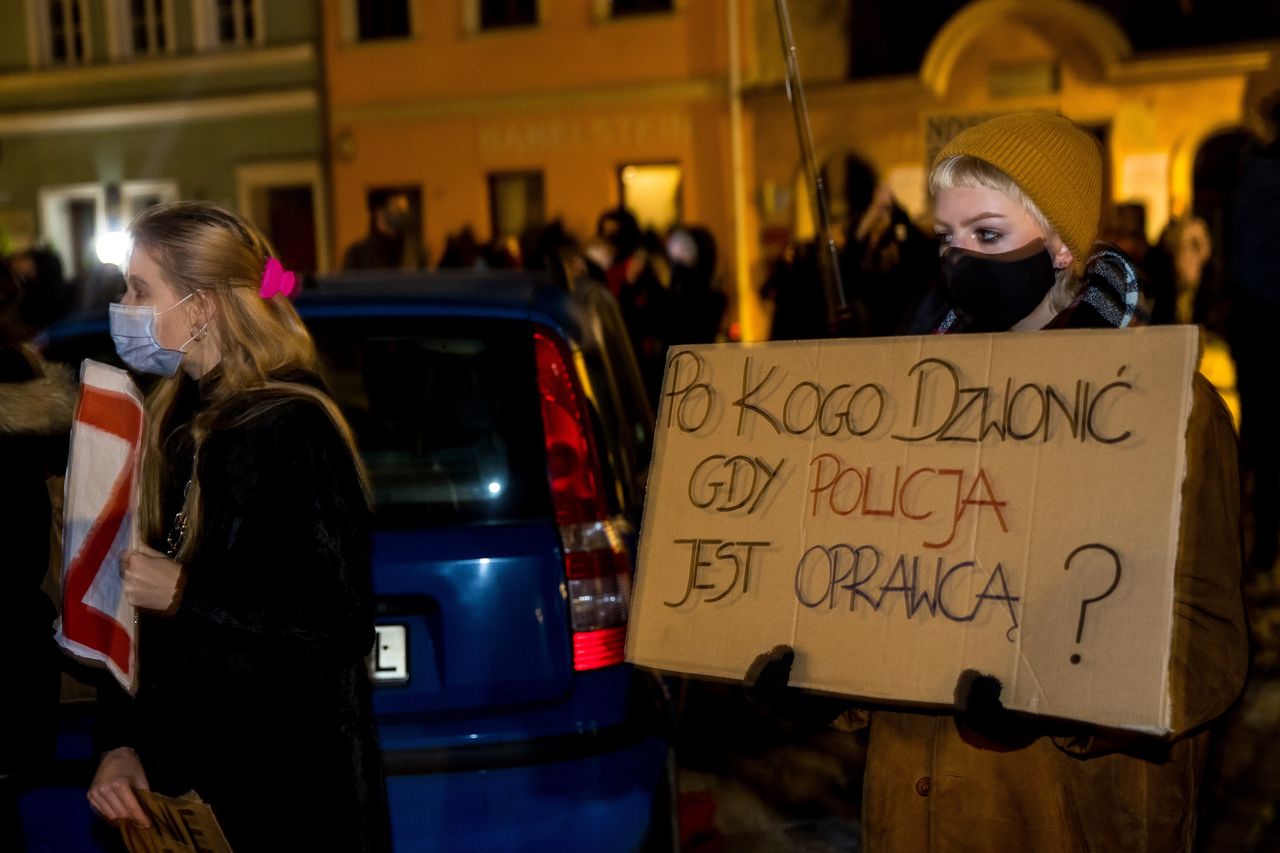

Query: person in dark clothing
<box><xmin>0</xmin><ymin>257</ymin><xmax>75</xmax><ymax>849</ymax></box>
<box><xmin>841</xmin><ymin>185</ymin><xmax>941</xmax><ymax>336</ymax></box>
<box><xmin>665</xmin><ymin>226</ymin><xmax>726</xmax><ymax>345</ymax></box>
<box><xmin>88</xmin><ymin>202</ymin><xmax>389</xmax><ymax>852</ymax></box>
<box><xmin>342</xmin><ymin>189</ymin><xmax>428</xmax><ymax>271</ymax></box>
<box><xmin>437</xmin><ymin>225</ymin><xmax>481</xmax><ymax>269</ymax></box>
<box><xmin>761</xmin><ymin>242</ymin><xmax>828</xmax><ymax>341</ymax></box>
<box><xmin>1228</xmin><ymin>121</ymin><xmax>1280</xmax><ymax>573</ymax></box>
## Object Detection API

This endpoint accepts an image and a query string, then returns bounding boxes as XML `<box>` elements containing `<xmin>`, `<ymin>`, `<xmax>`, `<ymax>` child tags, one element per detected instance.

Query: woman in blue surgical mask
<box><xmin>87</xmin><ymin>202</ymin><xmax>389</xmax><ymax>852</ymax></box>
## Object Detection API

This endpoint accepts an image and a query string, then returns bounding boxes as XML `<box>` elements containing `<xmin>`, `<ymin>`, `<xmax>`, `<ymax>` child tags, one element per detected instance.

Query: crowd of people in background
<box><xmin>6</xmin><ymin>145</ymin><xmax>1279</xmax><ymax>578</ymax></box>
<box><xmin>344</xmin><ymin>205</ymin><xmax>730</xmax><ymax>405</ymax></box>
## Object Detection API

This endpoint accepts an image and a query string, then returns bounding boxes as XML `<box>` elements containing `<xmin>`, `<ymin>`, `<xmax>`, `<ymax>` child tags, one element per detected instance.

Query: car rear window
<box><xmin>308</xmin><ymin>314</ymin><xmax>552</xmax><ymax>529</ymax></box>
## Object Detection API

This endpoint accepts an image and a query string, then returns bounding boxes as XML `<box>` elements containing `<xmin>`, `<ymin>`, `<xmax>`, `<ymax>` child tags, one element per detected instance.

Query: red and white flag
<box><xmin>56</xmin><ymin>360</ymin><xmax>145</xmax><ymax>692</ymax></box>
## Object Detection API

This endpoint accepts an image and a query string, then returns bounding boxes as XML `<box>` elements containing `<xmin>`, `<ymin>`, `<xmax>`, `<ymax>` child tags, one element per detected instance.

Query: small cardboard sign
<box><xmin>120</xmin><ymin>790</ymin><xmax>232</xmax><ymax>853</ymax></box>
<box><xmin>626</xmin><ymin>327</ymin><xmax>1200</xmax><ymax>734</ymax></box>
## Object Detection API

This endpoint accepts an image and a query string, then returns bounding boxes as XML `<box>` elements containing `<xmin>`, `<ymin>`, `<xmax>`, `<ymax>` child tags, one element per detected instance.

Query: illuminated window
<box><xmin>488</xmin><ymin>171</ymin><xmax>545</xmax><ymax>239</ymax></box>
<box><xmin>31</xmin><ymin>0</ymin><xmax>90</xmax><ymax>66</ymax></box>
<box><xmin>357</xmin><ymin>0</ymin><xmax>411</xmax><ymax>41</ymax></box>
<box><xmin>481</xmin><ymin>0</ymin><xmax>538</xmax><ymax>29</ymax></box>
<box><xmin>618</xmin><ymin>163</ymin><xmax>681</xmax><ymax>232</ymax></box>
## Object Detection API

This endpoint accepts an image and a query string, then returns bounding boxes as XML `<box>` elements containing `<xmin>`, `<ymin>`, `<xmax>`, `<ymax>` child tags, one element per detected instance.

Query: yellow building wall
<box><xmin>324</xmin><ymin>1</ymin><xmax>733</xmax><ymax>106</ymax></box>
<box><xmin>321</xmin><ymin>0</ymin><xmax>767</xmax><ymax>336</ymax></box>
<box><xmin>330</xmin><ymin>100</ymin><xmax>735</xmax><ymax>262</ymax></box>
<box><xmin>320</xmin><ymin>0</ymin><xmax>1278</xmax><ymax>343</ymax></box>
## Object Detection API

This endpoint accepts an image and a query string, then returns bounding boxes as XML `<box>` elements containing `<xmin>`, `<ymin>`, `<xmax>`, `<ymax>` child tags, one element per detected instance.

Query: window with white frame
<box><xmin>28</xmin><ymin>0</ymin><xmax>91</xmax><ymax>66</ymax></box>
<box><xmin>38</xmin><ymin>181</ymin><xmax>179</xmax><ymax>279</ymax></box>
<box><xmin>131</xmin><ymin>0</ymin><xmax>173</xmax><ymax>55</ymax></box>
<box><xmin>216</xmin><ymin>0</ymin><xmax>258</xmax><ymax>46</ymax></box>
<box><xmin>193</xmin><ymin>0</ymin><xmax>262</xmax><ymax>50</ymax></box>
<box><xmin>106</xmin><ymin>0</ymin><xmax>175</xmax><ymax>59</ymax></box>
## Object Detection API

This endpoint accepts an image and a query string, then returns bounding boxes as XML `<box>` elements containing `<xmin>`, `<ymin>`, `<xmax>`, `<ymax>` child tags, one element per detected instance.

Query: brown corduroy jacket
<box><xmin>835</xmin><ymin>374</ymin><xmax>1248</xmax><ymax>853</ymax></box>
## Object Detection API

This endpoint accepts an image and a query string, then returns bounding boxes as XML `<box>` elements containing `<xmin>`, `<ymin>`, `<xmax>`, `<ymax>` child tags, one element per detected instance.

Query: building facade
<box><xmin>750</xmin><ymin>0</ymin><xmax>1280</xmax><ymax>285</ymax></box>
<box><xmin>4</xmin><ymin>1</ymin><xmax>1279</xmax><ymax>339</ymax></box>
<box><xmin>321</xmin><ymin>0</ymin><xmax>765</xmax><ymax>331</ymax></box>
<box><xmin>0</xmin><ymin>0</ymin><xmax>328</xmax><ymax>285</ymax></box>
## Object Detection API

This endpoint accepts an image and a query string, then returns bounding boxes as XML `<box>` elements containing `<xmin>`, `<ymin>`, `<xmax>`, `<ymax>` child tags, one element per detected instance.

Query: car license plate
<box><xmin>370</xmin><ymin>624</ymin><xmax>408</xmax><ymax>684</ymax></box>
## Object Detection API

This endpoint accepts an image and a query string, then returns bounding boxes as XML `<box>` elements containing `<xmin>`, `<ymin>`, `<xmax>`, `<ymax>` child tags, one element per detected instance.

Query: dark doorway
<box><xmin>265</xmin><ymin>186</ymin><xmax>318</xmax><ymax>274</ymax></box>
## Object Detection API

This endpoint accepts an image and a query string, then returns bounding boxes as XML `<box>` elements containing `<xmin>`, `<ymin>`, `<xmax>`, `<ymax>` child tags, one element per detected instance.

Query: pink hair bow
<box><xmin>259</xmin><ymin>257</ymin><xmax>297</xmax><ymax>299</ymax></box>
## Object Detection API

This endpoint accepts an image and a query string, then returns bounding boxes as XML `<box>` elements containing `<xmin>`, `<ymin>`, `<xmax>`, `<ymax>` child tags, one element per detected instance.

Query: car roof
<box><xmin>49</xmin><ymin>269</ymin><xmax>595</xmax><ymax>344</ymax></box>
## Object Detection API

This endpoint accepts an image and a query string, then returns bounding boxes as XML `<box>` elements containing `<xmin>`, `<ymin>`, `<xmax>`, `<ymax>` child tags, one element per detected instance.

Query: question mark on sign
<box><xmin>1063</xmin><ymin>544</ymin><xmax>1122</xmax><ymax>665</ymax></box>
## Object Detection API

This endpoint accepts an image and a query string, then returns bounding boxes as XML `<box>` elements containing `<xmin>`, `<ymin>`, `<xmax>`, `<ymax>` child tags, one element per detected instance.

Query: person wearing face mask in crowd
<box><xmin>749</xmin><ymin>113</ymin><xmax>1247</xmax><ymax>852</ymax></box>
<box><xmin>342</xmin><ymin>189</ymin><xmax>429</xmax><ymax>271</ymax></box>
<box><xmin>87</xmin><ymin>202</ymin><xmax>389</xmax><ymax>852</ymax></box>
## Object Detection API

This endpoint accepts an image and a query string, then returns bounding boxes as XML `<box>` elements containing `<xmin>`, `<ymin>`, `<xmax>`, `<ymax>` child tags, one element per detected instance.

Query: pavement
<box><xmin>670</xmin><ymin>568</ymin><xmax>1280</xmax><ymax>853</ymax></box>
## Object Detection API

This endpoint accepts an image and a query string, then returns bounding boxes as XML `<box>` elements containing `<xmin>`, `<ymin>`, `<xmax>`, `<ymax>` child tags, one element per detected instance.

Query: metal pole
<box><xmin>773</xmin><ymin>0</ymin><xmax>848</xmax><ymax>330</ymax></box>
<box><xmin>727</xmin><ymin>0</ymin><xmax>756</xmax><ymax>340</ymax></box>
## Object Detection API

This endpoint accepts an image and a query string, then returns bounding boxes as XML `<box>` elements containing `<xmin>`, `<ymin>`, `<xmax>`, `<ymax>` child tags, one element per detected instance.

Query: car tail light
<box><xmin>534</xmin><ymin>329</ymin><xmax>632</xmax><ymax>671</ymax></box>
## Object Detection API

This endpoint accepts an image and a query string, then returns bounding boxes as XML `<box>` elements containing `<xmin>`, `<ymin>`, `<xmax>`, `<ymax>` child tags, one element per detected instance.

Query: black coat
<box><xmin>0</xmin><ymin>346</ymin><xmax>72</xmax><ymax>778</ymax></box>
<box><xmin>98</xmin><ymin>371</ymin><xmax>389</xmax><ymax>852</ymax></box>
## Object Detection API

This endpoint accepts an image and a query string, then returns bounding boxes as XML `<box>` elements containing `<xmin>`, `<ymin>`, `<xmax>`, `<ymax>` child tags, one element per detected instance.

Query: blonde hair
<box><xmin>129</xmin><ymin>201</ymin><xmax>368</xmax><ymax>560</ymax></box>
<box><xmin>930</xmin><ymin>154</ymin><xmax>1081</xmax><ymax>313</ymax></box>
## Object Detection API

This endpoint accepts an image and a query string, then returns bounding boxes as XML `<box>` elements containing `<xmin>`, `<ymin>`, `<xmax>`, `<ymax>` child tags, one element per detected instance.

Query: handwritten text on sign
<box><xmin>627</xmin><ymin>330</ymin><xmax>1198</xmax><ymax>732</ymax></box>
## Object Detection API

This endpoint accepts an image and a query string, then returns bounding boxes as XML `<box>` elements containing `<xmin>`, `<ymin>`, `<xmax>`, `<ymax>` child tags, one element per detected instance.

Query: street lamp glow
<box><xmin>95</xmin><ymin>231</ymin><xmax>129</xmax><ymax>266</ymax></box>
<box><xmin>487</xmin><ymin>481</ymin><xmax>503</xmax><ymax>496</ymax></box>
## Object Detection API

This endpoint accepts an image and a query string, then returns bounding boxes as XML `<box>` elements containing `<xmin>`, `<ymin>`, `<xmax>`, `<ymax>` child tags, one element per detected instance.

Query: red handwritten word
<box><xmin>808</xmin><ymin>454</ymin><xmax>1009</xmax><ymax>549</ymax></box>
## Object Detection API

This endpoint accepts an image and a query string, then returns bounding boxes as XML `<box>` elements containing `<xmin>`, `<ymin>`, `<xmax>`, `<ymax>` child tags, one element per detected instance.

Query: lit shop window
<box><xmin>489</xmin><ymin>171</ymin><xmax>545</xmax><ymax>240</ymax></box>
<box><xmin>618</xmin><ymin>163</ymin><xmax>682</xmax><ymax>233</ymax></box>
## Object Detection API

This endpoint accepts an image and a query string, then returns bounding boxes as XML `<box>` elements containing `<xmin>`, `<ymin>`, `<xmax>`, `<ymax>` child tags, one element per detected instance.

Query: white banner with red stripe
<box><xmin>56</xmin><ymin>360</ymin><xmax>145</xmax><ymax>693</ymax></box>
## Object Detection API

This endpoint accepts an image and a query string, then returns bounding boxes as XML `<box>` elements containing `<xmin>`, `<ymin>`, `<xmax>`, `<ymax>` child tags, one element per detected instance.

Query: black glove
<box><xmin>953</xmin><ymin>669</ymin><xmax>1040</xmax><ymax>749</ymax></box>
<box><xmin>743</xmin><ymin>644</ymin><xmax>853</xmax><ymax>729</ymax></box>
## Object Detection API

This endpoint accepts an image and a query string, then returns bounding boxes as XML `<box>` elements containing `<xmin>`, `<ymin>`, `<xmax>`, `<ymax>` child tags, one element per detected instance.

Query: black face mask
<box><xmin>942</xmin><ymin>240</ymin><xmax>1056</xmax><ymax>332</ymax></box>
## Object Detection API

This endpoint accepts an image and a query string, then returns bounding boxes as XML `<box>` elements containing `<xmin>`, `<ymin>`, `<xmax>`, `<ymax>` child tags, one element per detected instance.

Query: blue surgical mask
<box><xmin>108</xmin><ymin>293</ymin><xmax>205</xmax><ymax>376</ymax></box>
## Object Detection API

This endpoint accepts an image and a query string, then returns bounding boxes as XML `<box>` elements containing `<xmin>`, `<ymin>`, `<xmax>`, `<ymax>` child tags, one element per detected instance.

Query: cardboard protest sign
<box><xmin>627</xmin><ymin>327</ymin><xmax>1200</xmax><ymax>733</ymax></box>
<box><xmin>56</xmin><ymin>360</ymin><xmax>144</xmax><ymax>692</ymax></box>
<box><xmin>120</xmin><ymin>790</ymin><xmax>232</xmax><ymax>853</ymax></box>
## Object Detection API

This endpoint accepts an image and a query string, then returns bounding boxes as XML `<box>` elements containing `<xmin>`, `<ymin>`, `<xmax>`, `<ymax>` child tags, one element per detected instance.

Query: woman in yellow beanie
<box><xmin>751</xmin><ymin>112</ymin><xmax>1246</xmax><ymax>852</ymax></box>
<box><xmin>918</xmin><ymin>111</ymin><xmax>1142</xmax><ymax>333</ymax></box>
<box><xmin>873</xmin><ymin>112</ymin><xmax>1244</xmax><ymax>851</ymax></box>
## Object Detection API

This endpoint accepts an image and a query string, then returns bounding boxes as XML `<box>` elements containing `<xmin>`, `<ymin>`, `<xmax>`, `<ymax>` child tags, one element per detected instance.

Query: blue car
<box><xmin>25</xmin><ymin>270</ymin><xmax>676</xmax><ymax>852</ymax></box>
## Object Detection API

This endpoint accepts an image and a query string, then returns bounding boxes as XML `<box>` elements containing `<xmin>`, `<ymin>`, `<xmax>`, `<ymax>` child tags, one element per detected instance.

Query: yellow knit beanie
<box><xmin>934</xmin><ymin>113</ymin><xmax>1102</xmax><ymax>274</ymax></box>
